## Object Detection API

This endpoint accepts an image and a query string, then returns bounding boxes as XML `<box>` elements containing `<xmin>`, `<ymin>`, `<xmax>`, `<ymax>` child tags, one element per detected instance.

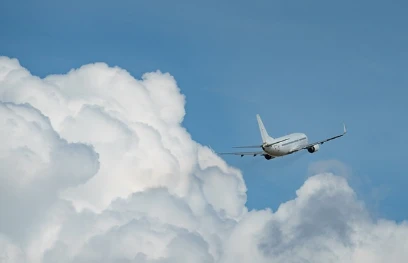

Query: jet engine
<box><xmin>264</xmin><ymin>154</ymin><xmax>272</xmax><ymax>160</ymax></box>
<box><xmin>307</xmin><ymin>144</ymin><xmax>320</xmax><ymax>153</ymax></box>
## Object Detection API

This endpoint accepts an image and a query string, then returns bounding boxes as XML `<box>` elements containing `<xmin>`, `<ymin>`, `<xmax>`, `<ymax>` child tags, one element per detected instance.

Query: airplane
<box><xmin>218</xmin><ymin>114</ymin><xmax>347</xmax><ymax>160</ymax></box>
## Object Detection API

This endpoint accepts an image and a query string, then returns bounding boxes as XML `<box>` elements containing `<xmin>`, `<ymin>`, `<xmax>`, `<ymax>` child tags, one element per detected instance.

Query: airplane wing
<box><xmin>217</xmin><ymin>138</ymin><xmax>290</xmax><ymax>158</ymax></box>
<box><xmin>217</xmin><ymin>151</ymin><xmax>266</xmax><ymax>157</ymax></box>
<box><xmin>232</xmin><ymin>145</ymin><xmax>262</xmax><ymax>149</ymax></box>
<box><xmin>289</xmin><ymin>123</ymin><xmax>347</xmax><ymax>154</ymax></box>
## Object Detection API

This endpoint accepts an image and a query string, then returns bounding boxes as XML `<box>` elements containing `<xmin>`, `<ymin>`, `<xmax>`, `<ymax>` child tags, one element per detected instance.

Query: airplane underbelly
<box><xmin>265</xmin><ymin>147</ymin><xmax>285</xmax><ymax>157</ymax></box>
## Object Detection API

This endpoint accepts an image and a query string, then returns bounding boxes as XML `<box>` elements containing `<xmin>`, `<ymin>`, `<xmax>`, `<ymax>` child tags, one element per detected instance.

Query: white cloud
<box><xmin>0</xmin><ymin>56</ymin><xmax>407</xmax><ymax>263</ymax></box>
<box><xmin>0</xmin><ymin>101</ymin><xmax>98</xmax><ymax>246</ymax></box>
<box><xmin>222</xmin><ymin>173</ymin><xmax>408</xmax><ymax>263</ymax></box>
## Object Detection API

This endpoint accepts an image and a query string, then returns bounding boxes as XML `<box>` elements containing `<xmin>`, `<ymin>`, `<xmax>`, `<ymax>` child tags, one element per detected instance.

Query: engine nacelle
<box><xmin>264</xmin><ymin>154</ymin><xmax>272</xmax><ymax>160</ymax></box>
<box><xmin>307</xmin><ymin>144</ymin><xmax>320</xmax><ymax>153</ymax></box>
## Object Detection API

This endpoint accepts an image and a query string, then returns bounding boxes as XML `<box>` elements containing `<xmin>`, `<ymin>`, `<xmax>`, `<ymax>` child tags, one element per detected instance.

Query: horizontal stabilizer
<box><xmin>232</xmin><ymin>145</ymin><xmax>262</xmax><ymax>148</ymax></box>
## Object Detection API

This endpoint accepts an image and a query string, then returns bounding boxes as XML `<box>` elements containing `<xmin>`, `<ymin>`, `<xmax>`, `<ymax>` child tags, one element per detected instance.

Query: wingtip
<box><xmin>343</xmin><ymin>123</ymin><xmax>347</xmax><ymax>134</ymax></box>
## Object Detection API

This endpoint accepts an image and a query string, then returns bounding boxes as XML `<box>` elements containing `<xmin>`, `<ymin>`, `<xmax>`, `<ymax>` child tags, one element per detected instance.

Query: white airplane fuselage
<box><xmin>262</xmin><ymin>133</ymin><xmax>309</xmax><ymax>157</ymax></box>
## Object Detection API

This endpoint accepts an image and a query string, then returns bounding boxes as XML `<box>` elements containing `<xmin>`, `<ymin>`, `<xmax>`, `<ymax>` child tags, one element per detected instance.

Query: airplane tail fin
<box><xmin>256</xmin><ymin>114</ymin><xmax>273</xmax><ymax>143</ymax></box>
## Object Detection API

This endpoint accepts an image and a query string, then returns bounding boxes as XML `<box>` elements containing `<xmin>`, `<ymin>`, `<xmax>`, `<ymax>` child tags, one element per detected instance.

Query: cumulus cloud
<box><xmin>222</xmin><ymin>174</ymin><xmax>408</xmax><ymax>263</ymax></box>
<box><xmin>0</xmin><ymin>56</ymin><xmax>407</xmax><ymax>263</ymax></box>
<box><xmin>0</xmin><ymin>101</ymin><xmax>99</xmax><ymax>244</ymax></box>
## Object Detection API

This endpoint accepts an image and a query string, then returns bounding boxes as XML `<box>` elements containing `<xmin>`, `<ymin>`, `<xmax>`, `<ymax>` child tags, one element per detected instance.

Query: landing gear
<box><xmin>264</xmin><ymin>155</ymin><xmax>272</xmax><ymax>160</ymax></box>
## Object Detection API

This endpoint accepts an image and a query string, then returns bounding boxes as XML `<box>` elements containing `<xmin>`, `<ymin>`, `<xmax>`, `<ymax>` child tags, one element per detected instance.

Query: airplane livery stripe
<box><xmin>282</xmin><ymin>137</ymin><xmax>306</xmax><ymax>146</ymax></box>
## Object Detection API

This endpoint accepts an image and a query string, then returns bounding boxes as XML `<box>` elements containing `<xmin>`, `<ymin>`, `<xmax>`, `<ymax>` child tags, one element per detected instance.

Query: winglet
<box><xmin>343</xmin><ymin>123</ymin><xmax>347</xmax><ymax>134</ymax></box>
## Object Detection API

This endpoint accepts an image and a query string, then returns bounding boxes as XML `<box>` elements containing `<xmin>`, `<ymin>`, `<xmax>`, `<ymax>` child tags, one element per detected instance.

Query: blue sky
<box><xmin>1</xmin><ymin>0</ymin><xmax>407</xmax><ymax>220</ymax></box>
